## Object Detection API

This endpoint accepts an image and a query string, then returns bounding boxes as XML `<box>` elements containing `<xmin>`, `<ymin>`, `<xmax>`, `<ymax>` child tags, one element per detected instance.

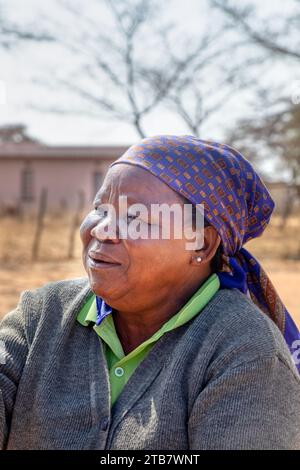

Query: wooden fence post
<box><xmin>68</xmin><ymin>191</ymin><xmax>85</xmax><ymax>259</ymax></box>
<box><xmin>31</xmin><ymin>188</ymin><xmax>47</xmax><ymax>261</ymax></box>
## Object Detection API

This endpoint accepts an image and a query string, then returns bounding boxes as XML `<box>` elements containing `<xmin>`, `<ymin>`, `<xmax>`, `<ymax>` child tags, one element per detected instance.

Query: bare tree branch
<box><xmin>0</xmin><ymin>4</ymin><xmax>54</xmax><ymax>48</ymax></box>
<box><xmin>211</xmin><ymin>0</ymin><xmax>300</xmax><ymax>61</ymax></box>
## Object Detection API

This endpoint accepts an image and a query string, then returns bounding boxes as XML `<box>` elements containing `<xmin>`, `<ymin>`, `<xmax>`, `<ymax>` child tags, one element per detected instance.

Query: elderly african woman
<box><xmin>0</xmin><ymin>135</ymin><xmax>299</xmax><ymax>450</ymax></box>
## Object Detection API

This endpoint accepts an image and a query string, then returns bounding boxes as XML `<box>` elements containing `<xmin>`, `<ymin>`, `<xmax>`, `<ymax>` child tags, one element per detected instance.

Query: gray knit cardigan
<box><xmin>0</xmin><ymin>277</ymin><xmax>299</xmax><ymax>450</ymax></box>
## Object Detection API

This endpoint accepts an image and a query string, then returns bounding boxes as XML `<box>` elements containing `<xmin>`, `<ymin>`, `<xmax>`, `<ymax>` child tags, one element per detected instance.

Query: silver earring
<box><xmin>196</xmin><ymin>256</ymin><xmax>202</xmax><ymax>263</ymax></box>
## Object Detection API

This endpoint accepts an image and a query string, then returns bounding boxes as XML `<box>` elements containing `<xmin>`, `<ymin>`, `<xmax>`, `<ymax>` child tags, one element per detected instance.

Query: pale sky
<box><xmin>0</xmin><ymin>0</ymin><xmax>297</xmax><ymax>156</ymax></box>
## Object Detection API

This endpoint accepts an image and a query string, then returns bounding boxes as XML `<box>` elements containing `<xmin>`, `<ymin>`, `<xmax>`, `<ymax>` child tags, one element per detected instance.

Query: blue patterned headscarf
<box><xmin>98</xmin><ymin>134</ymin><xmax>299</xmax><ymax>372</ymax></box>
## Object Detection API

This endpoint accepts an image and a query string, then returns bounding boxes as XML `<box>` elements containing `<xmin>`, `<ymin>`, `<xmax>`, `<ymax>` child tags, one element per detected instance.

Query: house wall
<box><xmin>0</xmin><ymin>158</ymin><xmax>113</xmax><ymax>212</ymax></box>
<box><xmin>0</xmin><ymin>160</ymin><xmax>24</xmax><ymax>206</ymax></box>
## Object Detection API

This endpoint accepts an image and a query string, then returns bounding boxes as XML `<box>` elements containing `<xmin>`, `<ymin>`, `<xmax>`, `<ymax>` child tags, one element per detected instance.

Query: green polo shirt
<box><xmin>77</xmin><ymin>273</ymin><xmax>220</xmax><ymax>406</ymax></box>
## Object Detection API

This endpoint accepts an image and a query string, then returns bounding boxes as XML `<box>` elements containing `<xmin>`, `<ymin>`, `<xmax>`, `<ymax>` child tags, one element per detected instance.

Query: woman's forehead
<box><xmin>97</xmin><ymin>163</ymin><xmax>184</xmax><ymax>205</ymax></box>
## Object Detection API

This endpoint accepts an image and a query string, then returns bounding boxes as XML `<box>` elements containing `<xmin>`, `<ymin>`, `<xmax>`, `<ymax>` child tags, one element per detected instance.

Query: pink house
<box><xmin>0</xmin><ymin>125</ymin><xmax>129</xmax><ymax>213</ymax></box>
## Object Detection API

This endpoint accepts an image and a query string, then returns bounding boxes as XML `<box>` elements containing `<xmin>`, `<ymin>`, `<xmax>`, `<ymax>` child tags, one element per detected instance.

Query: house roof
<box><xmin>0</xmin><ymin>142</ymin><xmax>130</xmax><ymax>160</ymax></box>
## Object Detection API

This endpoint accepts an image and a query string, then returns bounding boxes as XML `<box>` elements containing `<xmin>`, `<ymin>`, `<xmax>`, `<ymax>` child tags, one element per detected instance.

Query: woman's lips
<box><xmin>87</xmin><ymin>253</ymin><xmax>121</xmax><ymax>269</ymax></box>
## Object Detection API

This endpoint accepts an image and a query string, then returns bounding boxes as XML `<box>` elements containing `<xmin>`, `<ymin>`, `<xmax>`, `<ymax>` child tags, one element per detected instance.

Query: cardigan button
<box><xmin>100</xmin><ymin>417</ymin><xmax>109</xmax><ymax>431</ymax></box>
<box><xmin>115</xmin><ymin>366</ymin><xmax>124</xmax><ymax>377</ymax></box>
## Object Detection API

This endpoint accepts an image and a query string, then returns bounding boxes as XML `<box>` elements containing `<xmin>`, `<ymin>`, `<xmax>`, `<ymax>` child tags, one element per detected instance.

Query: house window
<box><xmin>21</xmin><ymin>166</ymin><xmax>34</xmax><ymax>202</ymax></box>
<box><xmin>93</xmin><ymin>171</ymin><xmax>103</xmax><ymax>198</ymax></box>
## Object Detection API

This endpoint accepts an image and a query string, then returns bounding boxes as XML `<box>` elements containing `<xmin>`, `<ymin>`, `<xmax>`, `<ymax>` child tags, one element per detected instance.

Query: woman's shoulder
<box><xmin>19</xmin><ymin>276</ymin><xmax>90</xmax><ymax>307</ymax></box>
<box><xmin>31</xmin><ymin>276</ymin><xmax>89</xmax><ymax>295</ymax></box>
<box><xmin>196</xmin><ymin>287</ymin><xmax>299</xmax><ymax>379</ymax></box>
<box><xmin>4</xmin><ymin>277</ymin><xmax>91</xmax><ymax>338</ymax></box>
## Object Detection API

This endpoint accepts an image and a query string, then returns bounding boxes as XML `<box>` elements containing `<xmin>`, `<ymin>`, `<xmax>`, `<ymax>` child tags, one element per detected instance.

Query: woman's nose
<box><xmin>90</xmin><ymin>216</ymin><xmax>119</xmax><ymax>242</ymax></box>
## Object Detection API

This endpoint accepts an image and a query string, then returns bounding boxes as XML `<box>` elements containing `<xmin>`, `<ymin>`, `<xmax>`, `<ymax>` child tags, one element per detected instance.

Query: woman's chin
<box><xmin>87</xmin><ymin>273</ymin><xmax>116</xmax><ymax>300</ymax></box>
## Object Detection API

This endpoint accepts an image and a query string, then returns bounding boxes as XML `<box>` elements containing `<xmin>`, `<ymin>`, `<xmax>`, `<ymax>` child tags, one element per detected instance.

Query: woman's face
<box><xmin>80</xmin><ymin>164</ymin><xmax>216</xmax><ymax>312</ymax></box>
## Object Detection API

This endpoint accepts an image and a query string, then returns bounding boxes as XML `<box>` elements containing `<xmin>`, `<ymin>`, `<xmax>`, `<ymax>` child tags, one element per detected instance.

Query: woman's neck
<box><xmin>112</xmin><ymin>276</ymin><xmax>209</xmax><ymax>355</ymax></box>
<box><xmin>113</xmin><ymin>308</ymin><xmax>171</xmax><ymax>355</ymax></box>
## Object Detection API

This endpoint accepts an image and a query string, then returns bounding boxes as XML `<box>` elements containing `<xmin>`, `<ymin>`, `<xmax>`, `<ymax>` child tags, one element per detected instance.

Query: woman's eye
<box><xmin>127</xmin><ymin>214</ymin><xmax>137</xmax><ymax>221</ymax></box>
<box><xmin>127</xmin><ymin>213</ymin><xmax>152</xmax><ymax>225</ymax></box>
<box><xmin>94</xmin><ymin>207</ymin><xmax>108</xmax><ymax>218</ymax></box>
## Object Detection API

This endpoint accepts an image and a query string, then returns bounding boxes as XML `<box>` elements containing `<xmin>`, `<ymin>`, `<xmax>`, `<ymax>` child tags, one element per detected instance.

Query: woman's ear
<box><xmin>193</xmin><ymin>226</ymin><xmax>221</xmax><ymax>265</ymax></box>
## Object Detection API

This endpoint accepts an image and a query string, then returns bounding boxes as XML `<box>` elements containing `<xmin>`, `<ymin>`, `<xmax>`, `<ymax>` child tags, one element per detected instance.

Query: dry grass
<box><xmin>245</xmin><ymin>215</ymin><xmax>300</xmax><ymax>261</ymax></box>
<box><xmin>0</xmin><ymin>212</ymin><xmax>82</xmax><ymax>263</ymax></box>
<box><xmin>0</xmin><ymin>213</ymin><xmax>299</xmax><ymax>328</ymax></box>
